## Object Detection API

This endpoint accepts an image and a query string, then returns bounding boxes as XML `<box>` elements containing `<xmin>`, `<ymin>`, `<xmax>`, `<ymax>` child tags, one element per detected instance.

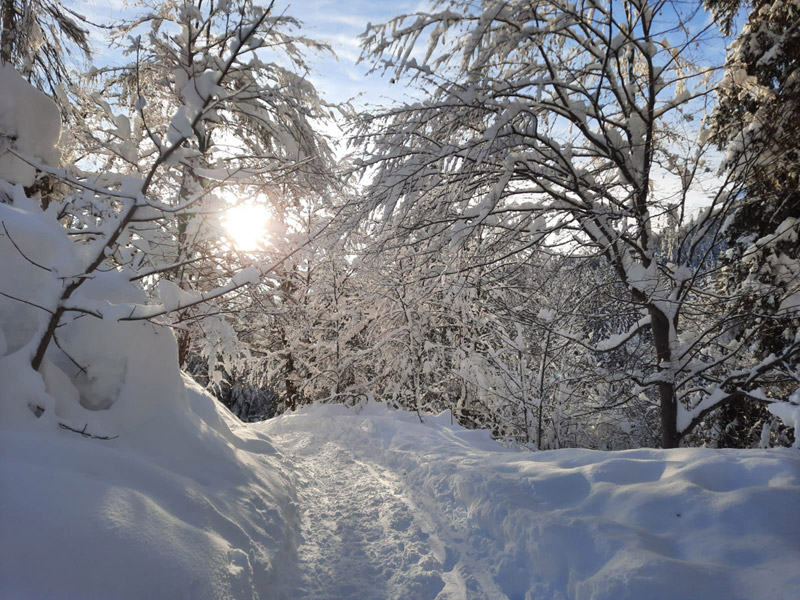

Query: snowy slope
<box><xmin>0</xmin><ymin>377</ymin><xmax>298</xmax><ymax>599</ymax></box>
<box><xmin>261</xmin><ymin>403</ymin><xmax>800</xmax><ymax>600</ymax></box>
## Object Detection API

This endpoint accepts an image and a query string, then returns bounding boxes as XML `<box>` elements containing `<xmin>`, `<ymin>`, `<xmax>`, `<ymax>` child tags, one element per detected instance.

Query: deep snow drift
<box><xmin>3</xmin><ymin>394</ymin><xmax>799</xmax><ymax>600</ymax></box>
<box><xmin>0</xmin><ymin>377</ymin><xmax>298</xmax><ymax>599</ymax></box>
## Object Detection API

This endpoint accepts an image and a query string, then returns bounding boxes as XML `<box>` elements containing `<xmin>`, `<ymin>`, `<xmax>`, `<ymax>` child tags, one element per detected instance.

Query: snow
<box><xmin>167</xmin><ymin>105</ymin><xmax>196</xmax><ymax>144</ymax></box>
<box><xmin>678</xmin><ymin>387</ymin><xmax>729</xmax><ymax>433</ymax></box>
<box><xmin>0</xmin><ymin>191</ymin><xmax>83</xmax><ymax>347</ymax></box>
<box><xmin>260</xmin><ymin>403</ymin><xmax>800</xmax><ymax>600</ymax></box>
<box><xmin>0</xmin><ymin>378</ymin><xmax>296</xmax><ymax>600</ymax></box>
<box><xmin>769</xmin><ymin>402</ymin><xmax>800</xmax><ymax>448</ymax></box>
<box><xmin>595</xmin><ymin>315</ymin><xmax>650</xmax><ymax>351</ymax></box>
<box><xmin>3</xmin><ymin>397</ymin><xmax>798</xmax><ymax>599</ymax></box>
<box><xmin>232</xmin><ymin>265</ymin><xmax>262</xmax><ymax>286</ymax></box>
<box><xmin>157</xmin><ymin>278</ymin><xmax>202</xmax><ymax>312</ymax></box>
<box><xmin>0</xmin><ymin>65</ymin><xmax>62</xmax><ymax>187</ymax></box>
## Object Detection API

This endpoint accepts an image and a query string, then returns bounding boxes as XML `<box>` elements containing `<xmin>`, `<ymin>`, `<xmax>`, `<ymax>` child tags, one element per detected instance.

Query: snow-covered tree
<box><xmin>0</xmin><ymin>0</ymin><xmax>91</xmax><ymax>96</ymax></box>
<box><xmin>0</xmin><ymin>0</ymin><xmax>339</xmax><ymax>405</ymax></box>
<box><xmin>236</xmin><ymin>218</ymin><xmax>368</xmax><ymax>412</ymax></box>
<box><xmin>64</xmin><ymin>0</ymin><xmax>339</xmax><ymax>384</ymax></box>
<box><xmin>355</xmin><ymin>0</ymin><xmax>799</xmax><ymax>447</ymax></box>
<box><xmin>699</xmin><ymin>0</ymin><xmax>800</xmax><ymax>445</ymax></box>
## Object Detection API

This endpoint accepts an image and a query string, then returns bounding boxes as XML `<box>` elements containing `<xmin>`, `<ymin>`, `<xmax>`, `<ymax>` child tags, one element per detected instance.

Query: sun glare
<box><xmin>223</xmin><ymin>204</ymin><xmax>269</xmax><ymax>251</ymax></box>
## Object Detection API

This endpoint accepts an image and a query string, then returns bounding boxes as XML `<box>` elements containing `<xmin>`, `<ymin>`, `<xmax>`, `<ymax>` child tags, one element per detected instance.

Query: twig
<box><xmin>0</xmin><ymin>290</ymin><xmax>54</xmax><ymax>313</ymax></box>
<box><xmin>1</xmin><ymin>221</ymin><xmax>53</xmax><ymax>272</ymax></box>
<box><xmin>53</xmin><ymin>334</ymin><xmax>88</xmax><ymax>376</ymax></box>
<box><xmin>58</xmin><ymin>422</ymin><xmax>119</xmax><ymax>440</ymax></box>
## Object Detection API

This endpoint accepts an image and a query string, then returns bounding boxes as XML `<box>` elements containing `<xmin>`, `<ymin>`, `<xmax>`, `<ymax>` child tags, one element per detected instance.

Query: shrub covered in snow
<box><xmin>0</xmin><ymin>69</ymin><xmax>297</xmax><ymax>600</ymax></box>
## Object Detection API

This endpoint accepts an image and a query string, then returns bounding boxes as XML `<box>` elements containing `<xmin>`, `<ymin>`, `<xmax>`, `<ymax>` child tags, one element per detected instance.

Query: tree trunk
<box><xmin>649</xmin><ymin>305</ymin><xmax>680</xmax><ymax>448</ymax></box>
<box><xmin>177</xmin><ymin>329</ymin><xmax>191</xmax><ymax>368</ymax></box>
<box><xmin>281</xmin><ymin>327</ymin><xmax>299</xmax><ymax>412</ymax></box>
<box><xmin>1</xmin><ymin>0</ymin><xmax>15</xmax><ymax>65</ymax></box>
<box><xmin>536</xmin><ymin>330</ymin><xmax>552</xmax><ymax>450</ymax></box>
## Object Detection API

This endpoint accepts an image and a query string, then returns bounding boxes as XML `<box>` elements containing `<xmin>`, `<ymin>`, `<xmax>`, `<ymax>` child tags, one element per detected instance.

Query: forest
<box><xmin>0</xmin><ymin>0</ymin><xmax>798</xmax><ymax>451</ymax></box>
<box><xmin>2</xmin><ymin>1</ymin><xmax>800</xmax><ymax>599</ymax></box>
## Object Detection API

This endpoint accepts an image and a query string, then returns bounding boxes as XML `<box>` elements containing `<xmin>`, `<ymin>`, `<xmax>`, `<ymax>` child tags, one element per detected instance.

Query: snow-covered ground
<box><xmin>261</xmin><ymin>403</ymin><xmax>800</xmax><ymax>600</ymax></box>
<box><xmin>3</xmin><ymin>389</ymin><xmax>799</xmax><ymax>600</ymax></box>
<box><xmin>0</xmin><ymin>378</ymin><xmax>298</xmax><ymax>599</ymax></box>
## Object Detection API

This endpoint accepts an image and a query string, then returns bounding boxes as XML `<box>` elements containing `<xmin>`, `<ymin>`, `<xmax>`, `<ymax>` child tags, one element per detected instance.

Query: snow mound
<box><xmin>262</xmin><ymin>402</ymin><xmax>800</xmax><ymax>600</ymax></box>
<box><xmin>0</xmin><ymin>65</ymin><xmax>61</xmax><ymax>186</ymax></box>
<box><xmin>0</xmin><ymin>188</ymin><xmax>188</xmax><ymax>436</ymax></box>
<box><xmin>0</xmin><ymin>377</ymin><xmax>297</xmax><ymax>600</ymax></box>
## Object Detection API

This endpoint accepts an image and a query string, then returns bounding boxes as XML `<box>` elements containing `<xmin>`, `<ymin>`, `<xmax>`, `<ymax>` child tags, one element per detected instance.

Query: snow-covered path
<box><xmin>270</xmin><ymin>422</ymin><xmax>529</xmax><ymax>600</ymax></box>
<box><xmin>269</xmin><ymin>426</ymin><xmax>516</xmax><ymax>599</ymax></box>
<box><xmin>259</xmin><ymin>403</ymin><xmax>800</xmax><ymax>600</ymax></box>
<box><xmin>270</xmin><ymin>431</ymin><xmax>450</xmax><ymax>599</ymax></box>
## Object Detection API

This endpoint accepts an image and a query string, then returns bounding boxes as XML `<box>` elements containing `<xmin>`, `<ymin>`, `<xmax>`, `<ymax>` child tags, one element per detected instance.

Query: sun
<box><xmin>223</xmin><ymin>204</ymin><xmax>269</xmax><ymax>251</ymax></box>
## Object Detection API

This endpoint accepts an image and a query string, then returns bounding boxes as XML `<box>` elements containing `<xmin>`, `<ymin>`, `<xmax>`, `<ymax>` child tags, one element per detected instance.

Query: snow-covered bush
<box><xmin>1</xmin><ymin>65</ymin><xmax>297</xmax><ymax>599</ymax></box>
<box><xmin>0</xmin><ymin>64</ymin><xmax>61</xmax><ymax>187</ymax></box>
<box><xmin>0</xmin><ymin>0</ymin><xmax>339</xmax><ymax>427</ymax></box>
<box><xmin>0</xmin><ymin>65</ymin><xmax>186</xmax><ymax>436</ymax></box>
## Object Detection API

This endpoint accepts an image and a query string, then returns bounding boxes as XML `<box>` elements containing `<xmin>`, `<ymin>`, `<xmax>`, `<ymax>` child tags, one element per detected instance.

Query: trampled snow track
<box><xmin>259</xmin><ymin>403</ymin><xmax>800</xmax><ymax>600</ymax></box>
<box><xmin>268</xmin><ymin>430</ymin><xmax>453</xmax><ymax>599</ymax></box>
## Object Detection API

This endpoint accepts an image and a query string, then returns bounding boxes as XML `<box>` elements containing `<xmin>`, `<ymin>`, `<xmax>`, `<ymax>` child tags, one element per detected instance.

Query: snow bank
<box><xmin>0</xmin><ymin>377</ymin><xmax>297</xmax><ymax>599</ymax></box>
<box><xmin>262</xmin><ymin>402</ymin><xmax>800</xmax><ymax>600</ymax></box>
<box><xmin>0</xmin><ymin>65</ymin><xmax>61</xmax><ymax>186</ymax></box>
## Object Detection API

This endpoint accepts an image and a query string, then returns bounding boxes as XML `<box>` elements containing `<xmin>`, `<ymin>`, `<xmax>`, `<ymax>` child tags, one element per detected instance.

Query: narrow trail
<box><xmin>267</xmin><ymin>429</ymin><xmax>505</xmax><ymax>600</ymax></box>
<box><xmin>270</xmin><ymin>430</ymin><xmax>446</xmax><ymax>599</ymax></box>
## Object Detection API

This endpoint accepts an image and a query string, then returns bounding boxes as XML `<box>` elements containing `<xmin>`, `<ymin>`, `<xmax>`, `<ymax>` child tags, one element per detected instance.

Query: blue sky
<box><xmin>78</xmin><ymin>0</ymin><xmax>422</xmax><ymax>108</ymax></box>
<box><xmin>76</xmin><ymin>0</ymin><xmax>732</xmax><ymax>110</ymax></box>
<box><xmin>283</xmin><ymin>0</ymin><xmax>422</xmax><ymax>107</ymax></box>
